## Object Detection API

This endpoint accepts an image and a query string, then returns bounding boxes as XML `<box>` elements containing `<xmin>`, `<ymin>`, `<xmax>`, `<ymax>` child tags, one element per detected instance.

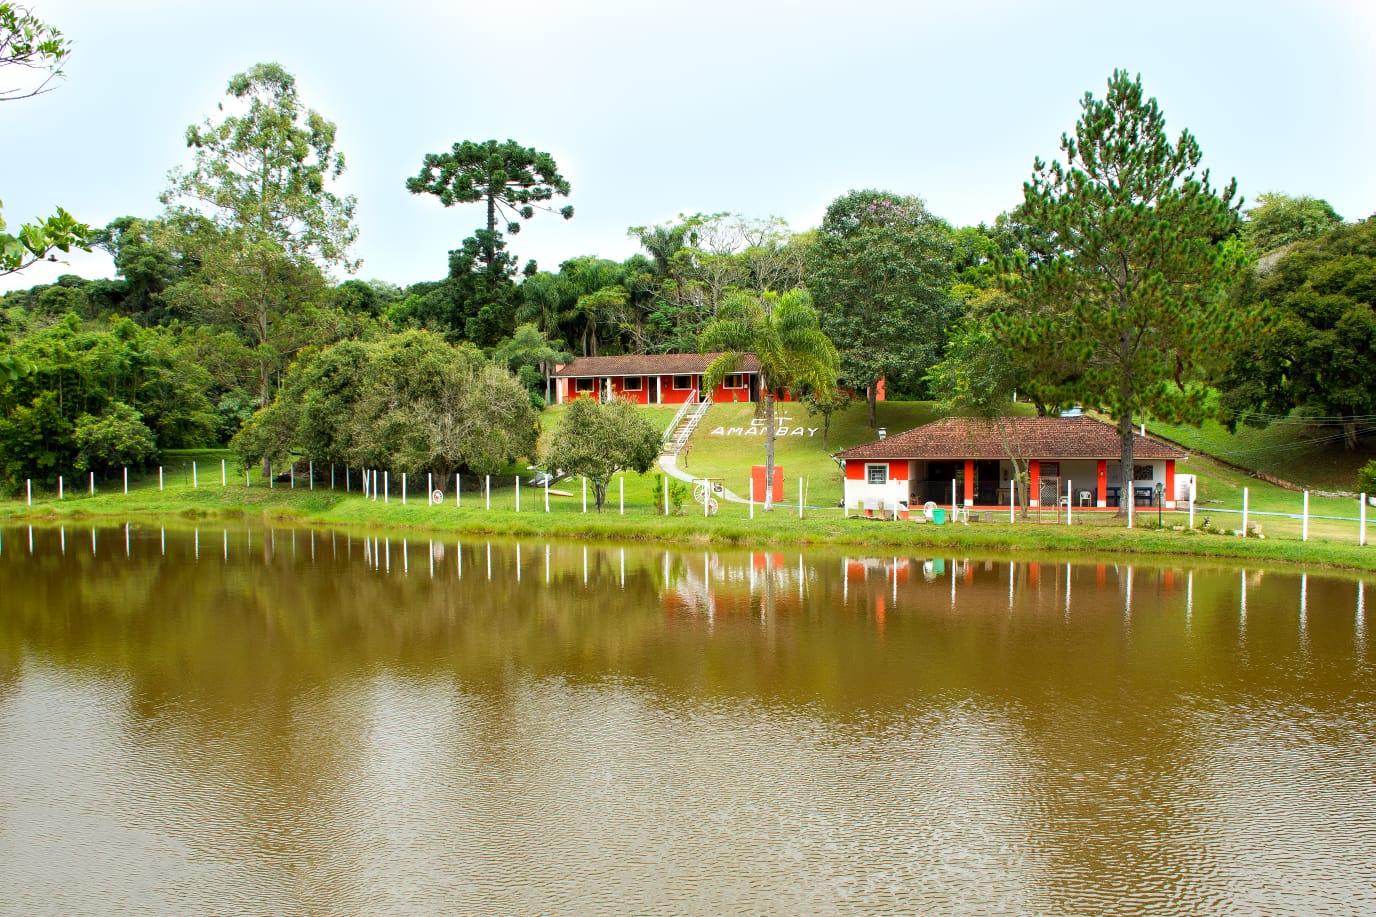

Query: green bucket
<box><xmin>932</xmin><ymin>508</ymin><xmax>946</xmax><ymax>525</ymax></box>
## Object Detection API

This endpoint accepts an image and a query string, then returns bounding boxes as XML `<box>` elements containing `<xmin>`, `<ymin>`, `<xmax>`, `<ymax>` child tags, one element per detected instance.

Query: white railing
<box><xmin>663</xmin><ymin>390</ymin><xmax>712</xmax><ymax>455</ymax></box>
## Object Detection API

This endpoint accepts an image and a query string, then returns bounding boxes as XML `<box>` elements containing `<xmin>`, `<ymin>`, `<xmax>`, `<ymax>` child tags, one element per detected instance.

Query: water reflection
<box><xmin>0</xmin><ymin>525</ymin><xmax>1373</xmax><ymax>915</ymax></box>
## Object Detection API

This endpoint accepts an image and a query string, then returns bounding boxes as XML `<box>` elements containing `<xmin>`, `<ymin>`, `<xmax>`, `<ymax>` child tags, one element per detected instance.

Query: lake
<box><xmin>1</xmin><ymin>524</ymin><xmax>1372</xmax><ymax>915</ymax></box>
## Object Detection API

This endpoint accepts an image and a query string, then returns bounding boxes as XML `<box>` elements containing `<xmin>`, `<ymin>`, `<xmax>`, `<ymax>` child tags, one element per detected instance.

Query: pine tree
<box><xmin>1002</xmin><ymin>70</ymin><xmax>1253</xmax><ymax>513</ymax></box>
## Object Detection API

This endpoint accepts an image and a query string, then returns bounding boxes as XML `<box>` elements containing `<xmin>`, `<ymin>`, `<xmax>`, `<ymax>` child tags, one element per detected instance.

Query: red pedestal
<box><xmin>751</xmin><ymin>465</ymin><xmax>784</xmax><ymax>503</ymax></box>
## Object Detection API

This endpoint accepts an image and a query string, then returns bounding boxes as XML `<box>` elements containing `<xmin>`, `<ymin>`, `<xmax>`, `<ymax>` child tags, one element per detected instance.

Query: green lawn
<box><xmin>1149</xmin><ymin>414</ymin><xmax>1373</xmax><ymax>493</ymax></box>
<box><xmin>676</xmin><ymin>401</ymin><xmax>1019</xmax><ymax>506</ymax></box>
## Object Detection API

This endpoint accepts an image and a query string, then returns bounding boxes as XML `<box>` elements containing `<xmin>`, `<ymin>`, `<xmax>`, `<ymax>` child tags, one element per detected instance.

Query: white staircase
<box><xmin>663</xmin><ymin>391</ymin><xmax>712</xmax><ymax>455</ymax></box>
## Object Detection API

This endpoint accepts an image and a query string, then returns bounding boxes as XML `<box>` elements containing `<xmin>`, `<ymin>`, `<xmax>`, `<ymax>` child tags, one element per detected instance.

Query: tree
<box><xmin>1003</xmin><ymin>70</ymin><xmax>1252</xmax><ymax>514</ymax></box>
<box><xmin>162</xmin><ymin>62</ymin><xmax>358</xmax><ymax>471</ymax></box>
<box><xmin>407</xmin><ymin>138</ymin><xmax>572</xmax><ymax>278</ymax></box>
<box><xmin>233</xmin><ymin>331</ymin><xmax>539</xmax><ymax>481</ymax></box>
<box><xmin>1221</xmin><ymin>218</ymin><xmax>1375</xmax><ymax>449</ymax></box>
<box><xmin>0</xmin><ymin>2</ymin><xmax>68</xmax><ymax>102</ymax></box>
<box><xmin>1243</xmin><ymin>193</ymin><xmax>1343</xmax><ymax>255</ymax></box>
<box><xmin>0</xmin><ymin>3</ymin><xmax>90</xmax><ymax>296</ymax></box>
<box><xmin>542</xmin><ymin>395</ymin><xmax>662</xmax><ymax>511</ymax></box>
<box><xmin>808</xmin><ymin>190</ymin><xmax>961</xmax><ymax>427</ymax></box>
<box><xmin>491</xmin><ymin>322</ymin><xmax>571</xmax><ymax>404</ymax></box>
<box><xmin>700</xmin><ymin>289</ymin><xmax>839</xmax><ymax>511</ymax></box>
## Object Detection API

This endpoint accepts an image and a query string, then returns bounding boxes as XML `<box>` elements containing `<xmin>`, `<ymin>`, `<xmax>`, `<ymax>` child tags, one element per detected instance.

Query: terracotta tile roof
<box><xmin>835</xmin><ymin>416</ymin><xmax>1186</xmax><ymax>461</ymax></box>
<box><xmin>552</xmin><ymin>352</ymin><xmax>761</xmax><ymax>378</ymax></box>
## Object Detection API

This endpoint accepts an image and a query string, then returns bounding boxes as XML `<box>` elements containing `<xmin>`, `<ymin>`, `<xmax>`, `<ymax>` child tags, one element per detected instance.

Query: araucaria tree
<box><xmin>542</xmin><ymin>396</ymin><xmax>662</xmax><ymax>511</ymax></box>
<box><xmin>407</xmin><ymin>139</ymin><xmax>572</xmax><ymax>278</ymax></box>
<box><xmin>700</xmin><ymin>289</ymin><xmax>839</xmax><ymax>511</ymax></box>
<box><xmin>1003</xmin><ymin>70</ymin><xmax>1251</xmax><ymax>513</ymax></box>
<box><xmin>162</xmin><ymin>61</ymin><xmax>358</xmax><ymax>472</ymax></box>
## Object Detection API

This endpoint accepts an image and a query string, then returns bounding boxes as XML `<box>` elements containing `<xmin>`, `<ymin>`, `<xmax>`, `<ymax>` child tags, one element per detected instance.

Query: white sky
<box><xmin>2</xmin><ymin>0</ymin><xmax>1373</xmax><ymax>293</ymax></box>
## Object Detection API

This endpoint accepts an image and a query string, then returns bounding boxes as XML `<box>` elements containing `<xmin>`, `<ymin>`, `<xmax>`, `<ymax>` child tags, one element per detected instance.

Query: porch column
<box><xmin>1096</xmin><ymin>459</ymin><xmax>1107</xmax><ymax>508</ymax></box>
<box><xmin>1165</xmin><ymin>460</ymin><xmax>1177</xmax><ymax>510</ymax></box>
<box><xmin>964</xmin><ymin>459</ymin><xmax>975</xmax><ymax>507</ymax></box>
<box><xmin>1029</xmin><ymin>460</ymin><xmax>1041</xmax><ymax>508</ymax></box>
<box><xmin>655</xmin><ymin>375</ymin><xmax>662</xmax><ymax>404</ymax></box>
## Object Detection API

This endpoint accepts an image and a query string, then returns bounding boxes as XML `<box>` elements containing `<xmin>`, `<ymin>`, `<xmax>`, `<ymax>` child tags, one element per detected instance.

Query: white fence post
<box><xmin>59</xmin><ymin>475</ymin><xmax>63</xmax><ymax>500</ymax></box>
<box><xmin>663</xmin><ymin>475</ymin><xmax>668</xmax><ymax>516</ymax></box>
<box><xmin>515</xmin><ymin>475</ymin><xmax>520</xmax><ymax>513</ymax></box>
<box><xmin>123</xmin><ymin>467</ymin><xmax>128</xmax><ymax>495</ymax></box>
<box><xmin>222</xmin><ymin>459</ymin><xmax>227</xmax><ymax>487</ymax></box>
<box><xmin>309</xmin><ymin>460</ymin><xmax>313</xmax><ymax>491</ymax></box>
<box><xmin>583</xmin><ymin>478</ymin><xmax>588</xmax><ymax>514</ymax></box>
<box><xmin>1302</xmin><ymin>491</ymin><xmax>1309</xmax><ymax>542</ymax></box>
<box><xmin>619</xmin><ymin>476</ymin><xmax>624</xmax><ymax>515</ymax></box>
<box><xmin>1362</xmin><ymin>493</ymin><xmax>1368</xmax><ymax>547</ymax></box>
<box><xmin>545</xmin><ymin>477</ymin><xmax>550</xmax><ymax>513</ymax></box>
<box><xmin>192</xmin><ymin>462</ymin><xmax>198</xmax><ymax>489</ymax></box>
<box><xmin>1010</xmin><ymin>478</ymin><xmax>1015</xmax><ymax>523</ymax></box>
<box><xmin>750</xmin><ymin>476</ymin><xmax>755</xmax><ymax>520</ymax></box>
<box><xmin>90</xmin><ymin>471</ymin><xmax>94</xmax><ymax>496</ymax></box>
<box><xmin>26</xmin><ymin>479</ymin><xmax>31</xmax><ymax>506</ymax></box>
<box><xmin>1189</xmin><ymin>481</ymin><xmax>1195</xmax><ymax>530</ymax></box>
<box><xmin>485</xmin><ymin>475</ymin><xmax>490</xmax><ymax>511</ymax></box>
<box><xmin>384</xmin><ymin>471</ymin><xmax>389</xmax><ymax>503</ymax></box>
<box><xmin>1066</xmin><ymin>478</ymin><xmax>1072</xmax><ymax>525</ymax></box>
<box><xmin>1242</xmin><ymin>487</ymin><xmax>1249</xmax><ymax>537</ymax></box>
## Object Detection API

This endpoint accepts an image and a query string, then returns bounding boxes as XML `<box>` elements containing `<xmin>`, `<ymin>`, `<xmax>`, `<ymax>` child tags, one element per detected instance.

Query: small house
<box><xmin>835</xmin><ymin>416</ymin><xmax>1188</xmax><ymax>513</ymax></box>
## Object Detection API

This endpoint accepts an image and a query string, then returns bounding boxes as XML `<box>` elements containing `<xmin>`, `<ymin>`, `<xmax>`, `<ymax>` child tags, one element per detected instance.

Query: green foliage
<box><xmin>808</xmin><ymin>190</ymin><xmax>961</xmax><ymax>423</ymax></box>
<box><xmin>1003</xmin><ymin>70</ymin><xmax>1253</xmax><ymax>504</ymax></box>
<box><xmin>491</xmin><ymin>322</ymin><xmax>571</xmax><ymax>397</ymax></box>
<box><xmin>1222</xmin><ymin>219</ymin><xmax>1376</xmax><ymax>448</ymax></box>
<box><xmin>542</xmin><ymin>396</ymin><xmax>662</xmax><ymax>510</ymax></box>
<box><xmin>73</xmin><ymin>402</ymin><xmax>157</xmax><ymax>472</ymax></box>
<box><xmin>652</xmin><ymin>473</ymin><xmax>688</xmax><ymax>516</ymax></box>
<box><xmin>407</xmin><ymin>138</ymin><xmax>572</xmax><ymax>296</ymax></box>
<box><xmin>0</xmin><ymin>390</ymin><xmax>71</xmax><ymax>490</ymax></box>
<box><xmin>626</xmin><ymin>213</ymin><xmax>808</xmax><ymax>354</ymax></box>
<box><xmin>1357</xmin><ymin>460</ymin><xmax>1376</xmax><ymax>496</ymax></box>
<box><xmin>162</xmin><ymin>63</ymin><xmax>359</xmax><ymax>439</ymax></box>
<box><xmin>234</xmin><ymin>331</ymin><xmax>539</xmax><ymax>480</ymax></box>
<box><xmin>164</xmin><ymin>62</ymin><xmax>358</xmax><ymax>268</ymax></box>
<box><xmin>0</xmin><ymin>2</ymin><xmax>69</xmax><ymax>103</ymax></box>
<box><xmin>926</xmin><ymin>315</ymin><xmax>1017</xmax><ymax>418</ymax></box>
<box><xmin>1243</xmin><ymin>193</ymin><xmax>1343</xmax><ymax>255</ymax></box>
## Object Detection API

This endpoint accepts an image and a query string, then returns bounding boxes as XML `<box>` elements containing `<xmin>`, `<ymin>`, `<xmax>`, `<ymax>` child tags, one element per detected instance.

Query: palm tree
<box><xmin>700</xmin><ymin>289</ymin><xmax>839</xmax><ymax>511</ymax></box>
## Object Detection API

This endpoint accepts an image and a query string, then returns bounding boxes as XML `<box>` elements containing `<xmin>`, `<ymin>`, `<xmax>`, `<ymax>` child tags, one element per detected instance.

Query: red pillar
<box><xmin>1165</xmin><ymin>460</ymin><xmax>1177</xmax><ymax>509</ymax></box>
<box><xmin>1029</xmin><ymin>460</ymin><xmax>1041</xmax><ymax>507</ymax></box>
<box><xmin>964</xmin><ymin>459</ymin><xmax>975</xmax><ymax>507</ymax></box>
<box><xmin>1097</xmin><ymin>459</ymin><xmax>1107</xmax><ymax>508</ymax></box>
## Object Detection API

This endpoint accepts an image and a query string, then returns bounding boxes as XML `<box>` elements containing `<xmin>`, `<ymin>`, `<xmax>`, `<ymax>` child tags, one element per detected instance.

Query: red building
<box><xmin>551</xmin><ymin>353</ymin><xmax>790</xmax><ymax>405</ymax></box>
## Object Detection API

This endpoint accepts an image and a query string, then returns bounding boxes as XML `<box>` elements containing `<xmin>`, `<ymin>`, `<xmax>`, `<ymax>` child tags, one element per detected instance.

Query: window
<box><xmin>622</xmin><ymin>376</ymin><xmax>642</xmax><ymax>392</ymax></box>
<box><xmin>575</xmin><ymin>378</ymin><xmax>595</xmax><ymax>393</ymax></box>
<box><xmin>672</xmin><ymin>375</ymin><xmax>692</xmax><ymax>390</ymax></box>
<box><xmin>1041</xmin><ymin>462</ymin><xmax>1060</xmax><ymax>477</ymax></box>
<box><xmin>866</xmin><ymin>464</ymin><xmax>888</xmax><ymax>485</ymax></box>
<box><xmin>724</xmin><ymin>373</ymin><xmax>747</xmax><ymax>389</ymax></box>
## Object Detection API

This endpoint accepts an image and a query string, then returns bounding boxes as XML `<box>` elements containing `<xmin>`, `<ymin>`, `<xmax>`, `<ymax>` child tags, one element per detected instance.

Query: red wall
<box><xmin>610</xmin><ymin>376</ymin><xmax>649</xmax><ymax>404</ymax></box>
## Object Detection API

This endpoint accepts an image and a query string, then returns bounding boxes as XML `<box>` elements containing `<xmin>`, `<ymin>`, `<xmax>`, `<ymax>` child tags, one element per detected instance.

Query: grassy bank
<box><xmin>4</xmin><ymin>463</ymin><xmax>1373</xmax><ymax>573</ymax></box>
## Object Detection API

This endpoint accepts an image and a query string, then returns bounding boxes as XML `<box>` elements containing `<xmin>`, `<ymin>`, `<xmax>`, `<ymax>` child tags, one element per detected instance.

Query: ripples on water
<box><xmin>0</xmin><ymin>525</ymin><xmax>1372</xmax><ymax>915</ymax></box>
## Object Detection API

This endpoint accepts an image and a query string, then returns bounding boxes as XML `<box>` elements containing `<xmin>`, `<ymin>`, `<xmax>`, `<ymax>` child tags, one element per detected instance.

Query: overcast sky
<box><xmin>3</xmin><ymin>0</ymin><xmax>1373</xmax><ymax>293</ymax></box>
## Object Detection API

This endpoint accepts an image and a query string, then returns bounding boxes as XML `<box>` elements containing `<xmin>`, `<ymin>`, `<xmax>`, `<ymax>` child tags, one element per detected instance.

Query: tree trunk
<box><xmin>594</xmin><ymin>480</ymin><xmax>607</xmax><ymax>511</ymax></box>
<box><xmin>763</xmin><ymin>390</ymin><xmax>776</xmax><ymax>512</ymax></box>
<box><xmin>1119</xmin><ymin>409</ymin><xmax>1135</xmax><ymax>519</ymax></box>
<box><xmin>260</xmin><ymin>359</ymin><xmax>271</xmax><ymax>479</ymax></box>
<box><xmin>867</xmin><ymin>384</ymin><xmax>878</xmax><ymax>428</ymax></box>
<box><xmin>1343</xmin><ymin>416</ymin><xmax>1358</xmax><ymax>450</ymax></box>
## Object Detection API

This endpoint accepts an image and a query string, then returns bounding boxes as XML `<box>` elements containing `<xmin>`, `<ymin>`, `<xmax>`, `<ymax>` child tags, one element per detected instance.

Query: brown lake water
<box><xmin>0</xmin><ymin>523</ymin><xmax>1372</xmax><ymax>915</ymax></box>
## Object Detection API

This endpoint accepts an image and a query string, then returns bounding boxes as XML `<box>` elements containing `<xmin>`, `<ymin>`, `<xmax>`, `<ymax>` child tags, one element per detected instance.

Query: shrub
<box><xmin>1358</xmin><ymin>459</ymin><xmax>1376</xmax><ymax>497</ymax></box>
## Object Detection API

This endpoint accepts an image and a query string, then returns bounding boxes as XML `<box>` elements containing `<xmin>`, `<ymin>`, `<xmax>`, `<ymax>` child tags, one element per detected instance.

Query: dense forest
<box><xmin>2</xmin><ymin>4</ymin><xmax>1372</xmax><ymax>495</ymax></box>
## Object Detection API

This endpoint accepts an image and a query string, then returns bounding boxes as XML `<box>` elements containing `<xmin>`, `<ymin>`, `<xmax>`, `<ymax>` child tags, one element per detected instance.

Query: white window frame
<box><xmin>575</xmin><ymin>378</ymin><xmax>595</xmax><ymax>393</ymax></box>
<box><xmin>866</xmin><ymin>463</ymin><xmax>889</xmax><ymax>485</ymax></box>
<box><xmin>724</xmin><ymin>373</ymin><xmax>747</xmax><ymax>389</ymax></box>
<box><xmin>672</xmin><ymin>375</ymin><xmax>693</xmax><ymax>391</ymax></box>
<box><xmin>622</xmin><ymin>375</ymin><xmax>642</xmax><ymax>392</ymax></box>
